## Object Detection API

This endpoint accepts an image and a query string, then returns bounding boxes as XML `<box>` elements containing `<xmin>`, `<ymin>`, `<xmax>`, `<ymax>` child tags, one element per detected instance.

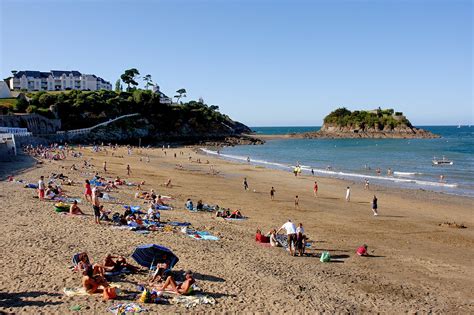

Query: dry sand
<box><xmin>0</xmin><ymin>146</ymin><xmax>473</xmax><ymax>313</ymax></box>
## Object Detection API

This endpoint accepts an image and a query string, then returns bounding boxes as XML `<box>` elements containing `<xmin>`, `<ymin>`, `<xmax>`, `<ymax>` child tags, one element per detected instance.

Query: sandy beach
<box><xmin>0</xmin><ymin>145</ymin><xmax>473</xmax><ymax>313</ymax></box>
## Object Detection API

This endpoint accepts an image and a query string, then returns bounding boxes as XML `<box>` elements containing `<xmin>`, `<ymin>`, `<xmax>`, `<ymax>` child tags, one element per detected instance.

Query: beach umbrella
<box><xmin>131</xmin><ymin>244</ymin><xmax>179</xmax><ymax>269</ymax></box>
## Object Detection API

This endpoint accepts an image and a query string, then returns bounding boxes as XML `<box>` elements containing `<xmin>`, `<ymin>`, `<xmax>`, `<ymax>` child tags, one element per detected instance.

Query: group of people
<box><xmin>74</xmin><ymin>252</ymin><xmax>139</xmax><ymax>294</ymax></box>
<box><xmin>257</xmin><ymin>220</ymin><xmax>307</xmax><ymax>257</ymax></box>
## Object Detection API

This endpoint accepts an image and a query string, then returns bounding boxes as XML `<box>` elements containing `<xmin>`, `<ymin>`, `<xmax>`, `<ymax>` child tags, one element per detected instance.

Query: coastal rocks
<box><xmin>294</xmin><ymin>123</ymin><xmax>440</xmax><ymax>139</ymax></box>
<box><xmin>202</xmin><ymin>136</ymin><xmax>265</xmax><ymax>147</ymax></box>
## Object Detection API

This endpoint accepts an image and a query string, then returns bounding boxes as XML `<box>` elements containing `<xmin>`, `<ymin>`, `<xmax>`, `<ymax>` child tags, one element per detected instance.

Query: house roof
<box><xmin>12</xmin><ymin>70</ymin><xmax>110</xmax><ymax>84</ymax></box>
<box><xmin>51</xmin><ymin>70</ymin><xmax>82</xmax><ymax>77</ymax></box>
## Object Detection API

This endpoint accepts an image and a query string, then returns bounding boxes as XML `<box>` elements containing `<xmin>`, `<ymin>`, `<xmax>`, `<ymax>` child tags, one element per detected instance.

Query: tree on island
<box><xmin>115</xmin><ymin>79</ymin><xmax>123</xmax><ymax>92</ymax></box>
<box><xmin>120</xmin><ymin>68</ymin><xmax>140</xmax><ymax>91</ymax></box>
<box><xmin>174</xmin><ymin>88</ymin><xmax>187</xmax><ymax>103</ymax></box>
<box><xmin>143</xmin><ymin>74</ymin><xmax>154</xmax><ymax>90</ymax></box>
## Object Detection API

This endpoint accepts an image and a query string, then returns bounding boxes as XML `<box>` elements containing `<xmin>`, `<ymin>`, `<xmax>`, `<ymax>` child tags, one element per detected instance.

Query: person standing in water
<box><xmin>270</xmin><ymin>187</ymin><xmax>276</xmax><ymax>201</ymax></box>
<box><xmin>372</xmin><ymin>195</ymin><xmax>378</xmax><ymax>216</ymax></box>
<box><xmin>311</xmin><ymin>168</ymin><xmax>314</xmax><ymax>176</ymax></box>
<box><xmin>247</xmin><ymin>156</ymin><xmax>250</xmax><ymax>163</ymax></box>
<box><xmin>243</xmin><ymin>177</ymin><xmax>249</xmax><ymax>191</ymax></box>
<box><xmin>345</xmin><ymin>186</ymin><xmax>351</xmax><ymax>202</ymax></box>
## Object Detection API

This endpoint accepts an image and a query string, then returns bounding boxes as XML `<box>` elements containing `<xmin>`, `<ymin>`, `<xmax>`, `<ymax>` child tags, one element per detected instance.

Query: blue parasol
<box><xmin>131</xmin><ymin>244</ymin><xmax>179</xmax><ymax>269</ymax></box>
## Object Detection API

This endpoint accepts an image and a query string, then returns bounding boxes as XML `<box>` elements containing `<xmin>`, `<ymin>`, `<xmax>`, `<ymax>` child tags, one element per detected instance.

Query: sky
<box><xmin>0</xmin><ymin>0</ymin><xmax>472</xmax><ymax>126</ymax></box>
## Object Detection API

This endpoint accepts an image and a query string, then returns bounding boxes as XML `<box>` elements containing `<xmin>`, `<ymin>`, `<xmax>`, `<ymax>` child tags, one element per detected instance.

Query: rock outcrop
<box><xmin>291</xmin><ymin>108</ymin><xmax>440</xmax><ymax>139</ymax></box>
<box><xmin>296</xmin><ymin>124</ymin><xmax>439</xmax><ymax>139</ymax></box>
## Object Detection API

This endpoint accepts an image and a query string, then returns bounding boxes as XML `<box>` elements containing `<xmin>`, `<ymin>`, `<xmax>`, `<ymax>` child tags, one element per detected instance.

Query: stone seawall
<box><xmin>0</xmin><ymin>114</ymin><xmax>61</xmax><ymax>135</ymax></box>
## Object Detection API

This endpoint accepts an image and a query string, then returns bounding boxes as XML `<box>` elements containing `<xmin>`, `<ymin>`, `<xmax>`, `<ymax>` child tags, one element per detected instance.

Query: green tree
<box><xmin>174</xmin><ymin>88</ymin><xmax>187</xmax><ymax>103</ymax></box>
<box><xmin>115</xmin><ymin>79</ymin><xmax>122</xmax><ymax>92</ymax></box>
<box><xmin>13</xmin><ymin>97</ymin><xmax>29</xmax><ymax>112</ymax></box>
<box><xmin>120</xmin><ymin>68</ymin><xmax>140</xmax><ymax>91</ymax></box>
<box><xmin>143</xmin><ymin>74</ymin><xmax>154</xmax><ymax>90</ymax></box>
<box><xmin>38</xmin><ymin>93</ymin><xmax>56</xmax><ymax>108</ymax></box>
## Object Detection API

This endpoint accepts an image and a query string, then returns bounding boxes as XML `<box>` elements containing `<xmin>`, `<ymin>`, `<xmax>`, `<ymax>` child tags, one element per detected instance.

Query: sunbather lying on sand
<box><xmin>153</xmin><ymin>270</ymin><xmax>195</xmax><ymax>295</ymax></box>
<box><xmin>103</xmin><ymin>254</ymin><xmax>139</xmax><ymax>273</ymax></box>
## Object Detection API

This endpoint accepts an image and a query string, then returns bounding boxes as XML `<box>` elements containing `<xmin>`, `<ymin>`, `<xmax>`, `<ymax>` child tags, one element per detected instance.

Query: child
<box><xmin>356</xmin><ymin>244</ymin><xmax>368</xmax><ymax>256</ymax></box>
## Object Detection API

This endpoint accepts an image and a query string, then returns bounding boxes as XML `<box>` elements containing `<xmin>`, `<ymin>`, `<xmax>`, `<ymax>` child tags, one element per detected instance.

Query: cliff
<box><xmin>293</xmin><ymin>108</ymin><xmax>439</xmax><ymax>139</ymax></box>
<box><xmin>2</xmin><ymin>90</ymin><xmax>261</xmax><ymax>144</ymax></box>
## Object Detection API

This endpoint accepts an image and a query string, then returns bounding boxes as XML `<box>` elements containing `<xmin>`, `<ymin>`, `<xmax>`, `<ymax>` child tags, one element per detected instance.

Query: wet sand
<box><xmin>0</xmin><ymin>146</ymin><xmax>473</xmax><ymax>313</ymax></box>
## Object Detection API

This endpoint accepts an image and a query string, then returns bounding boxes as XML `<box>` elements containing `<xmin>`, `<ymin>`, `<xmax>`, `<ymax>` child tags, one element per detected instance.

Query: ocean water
<box><xmin>202</xmin><ymin>126</ymin><xmax>474</xmax><ymax>197</ymax></box>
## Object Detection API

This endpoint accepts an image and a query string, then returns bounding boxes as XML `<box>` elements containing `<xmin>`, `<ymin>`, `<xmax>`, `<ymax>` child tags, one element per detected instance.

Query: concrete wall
<box><xmin>0</xmin><ymin>114</ymin><xmax>61</xmax><ymax>134</ymax></box>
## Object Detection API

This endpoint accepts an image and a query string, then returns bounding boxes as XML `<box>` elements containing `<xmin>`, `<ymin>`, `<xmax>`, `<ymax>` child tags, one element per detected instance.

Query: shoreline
<box><xmin>0</xmin><ymin>145</ymin><xmax>473</xmax><ymax>313</ymax></box>
<box><xmin>199</xmin><ymin>146</ymin><xmax>473</xmax><ymax>199</ymax></box>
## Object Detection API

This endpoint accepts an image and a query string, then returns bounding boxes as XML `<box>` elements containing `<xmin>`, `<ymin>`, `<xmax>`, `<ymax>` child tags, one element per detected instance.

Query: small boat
<box><xmin>432</xmin><ymin>156</ymin><xmax>453</xmax><ymax>165</ymax></box>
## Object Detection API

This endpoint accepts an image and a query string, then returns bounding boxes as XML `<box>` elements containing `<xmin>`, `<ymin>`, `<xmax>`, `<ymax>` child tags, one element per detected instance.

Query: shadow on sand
<box><xmin>0</xmin><ymin>291</ymin><xmax>62</xmax><ymax>308</ymax></box>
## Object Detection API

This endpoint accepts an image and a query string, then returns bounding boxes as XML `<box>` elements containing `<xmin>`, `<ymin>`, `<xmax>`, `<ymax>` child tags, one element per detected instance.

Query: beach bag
<box><xmin>138</xmin><ymin>288</ymin><xmax>151</xmax><ymax>303</ymax></box>
<box><xmin>103</xmin><ymin>287</ymin><xmax>117</xmax><ymax>300</ymax></box>
<box><xmin>320</xmin><ymin>252</ymin><xmax>331</xmax><ymax>263</ymax></box>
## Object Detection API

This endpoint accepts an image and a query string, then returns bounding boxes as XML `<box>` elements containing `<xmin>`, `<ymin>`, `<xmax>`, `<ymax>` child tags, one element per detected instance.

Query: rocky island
<box><xmin>293</xmin><ymin>107</ymin><xmax>440</xmax><ymax>139</ymax></box>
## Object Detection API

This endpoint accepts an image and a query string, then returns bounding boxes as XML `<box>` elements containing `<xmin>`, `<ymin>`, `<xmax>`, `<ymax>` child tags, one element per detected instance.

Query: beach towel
<box><xmin>188</xmin><ymin>233</ymin><xmax>220</xmax><ymax>241</ymax></box>
<box><xmin>63</xmin><ymin>284</ymin><xmax>120</xmax><ymax>297</ymax></box>
<box><xmin>156</xmin><ymin>205</ymin><xmax>172</xmax><ymax>210</ymax></box>
<box><xmin>124</xmin><ymin>205</ymin><xmax>142</xmax><ymax>213</ymax></box>
<box><xmin>108</xmin><ymin>303</ymin><xmax>147</xmax><ymax>315</ymax></box>
<box><xmin>167</xmin><ymin>221</ymin><xmax>191</xmax><ymax>227</ymax></box>
<box><xmin>171</xmin><ymin>294</ymin><xmax>216</xmax><ymax>308</ymax></box>
<box><xmin>223</xmin><ymin>217</ymin><xmax>247</xmax><ymax>221</ymax></box>
<box><xmin>135</xmin><ymin>230</ymin><xmax>150</xmax><ymax>235</ymax></box>
<box><xmin>276</xmin><ymin>234</ymin><xmax>288</xmax><ymax>248</ymax></box>
<box><xmin>66</xmin><ymin>197</ymin><xmax>82</xmax><ymax>203</ymax></box>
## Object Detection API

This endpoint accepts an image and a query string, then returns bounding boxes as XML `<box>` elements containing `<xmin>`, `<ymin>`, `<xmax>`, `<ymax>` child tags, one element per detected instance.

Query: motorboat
<box><xmin>432</xmin><ymin>156</ymin><xmax>453</xmax><ymax>165</ymax></box>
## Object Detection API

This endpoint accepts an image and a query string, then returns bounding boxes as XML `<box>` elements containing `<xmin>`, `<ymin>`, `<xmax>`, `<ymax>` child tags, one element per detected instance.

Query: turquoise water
<box><xmin>203</xmin><ymin>126</ymin><xmax>474</xmax><ymax>197</ymax></box>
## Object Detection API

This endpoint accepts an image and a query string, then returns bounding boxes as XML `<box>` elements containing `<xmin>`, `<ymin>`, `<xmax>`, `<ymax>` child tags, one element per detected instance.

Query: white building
<box><xmin>7</xmin><ymin>70</ymin><xmax>112</xmax><ymax>91</ymax></box>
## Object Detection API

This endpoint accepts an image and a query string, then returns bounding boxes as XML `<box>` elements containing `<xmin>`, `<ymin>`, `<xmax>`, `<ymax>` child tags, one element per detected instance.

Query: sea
<box><xmin>201</xmin><ymin>126</ymin><xmax>474</xmax><ymax>198</ymax></box>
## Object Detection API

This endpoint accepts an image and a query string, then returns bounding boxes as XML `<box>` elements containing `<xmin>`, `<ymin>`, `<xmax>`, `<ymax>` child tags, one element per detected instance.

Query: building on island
<box><xmin>152</xmin><ymin>85</ymin><xmax>173</xmax><ymax>104</ymax></box>
<box><xmin>6</xmin><ymin>70</ymin><xmax>112</xmax><ymax>91</ymax></box>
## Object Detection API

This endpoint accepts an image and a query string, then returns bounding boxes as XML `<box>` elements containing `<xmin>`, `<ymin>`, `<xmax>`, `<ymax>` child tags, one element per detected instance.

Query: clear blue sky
<box><xmin>1</xmin><ymin>0</ymin><xmax>472</xmax><ymax>126</ymax></box>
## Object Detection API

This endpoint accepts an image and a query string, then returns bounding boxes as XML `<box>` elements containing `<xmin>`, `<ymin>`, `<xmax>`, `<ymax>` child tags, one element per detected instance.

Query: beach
<box><xmin>0</xmin><ymin>145</ymin><xmax>473</xmax><ymax>313</ymax></box>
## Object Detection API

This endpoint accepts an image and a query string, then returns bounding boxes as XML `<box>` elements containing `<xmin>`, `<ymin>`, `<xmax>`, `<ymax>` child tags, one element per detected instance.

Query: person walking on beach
<box><xmin>313</xmin><ymin>181</ymin><xmax>318</xmax><ymax>196</ymax></box>
<box><xmin>84</xmin><ymin>179</ymin><xmax>92</xmax><ymax>203</ymax></box>
<box><xmin>294</xmin><ymin>195</ymin><xmax>299</xmax><ymax>209</ymax></box>
<box><xmin>103</xmin><ymin>161</ymin><xmax>107</xmax><ymax>173</ymax></box>
<box><xmin>372</xmin><ymin>195</ymin><xmax>378</xmax><ymax>216</ymax></box>
<box><xmin>270</xmin><ymin>187</ymin><xmax>276</xmax><ymax>201</ymax></box>
<box><xmin>92</xmin><ymin>188</ymin><xmax>101</xmax><ymax>225</ymax></box>
<box><xmin>345</xmin><ymin>186</ymin><xmax>351</xmax><ymax>202</ymax></box>
<box><xmin>243</xmin><ymin>178</ymin><xmax>249</xmax><ymax>191</ymax></box>
<box><xmin>364</xmin><ymin>179</ymin><xmax>369</xmax><ymax>190</ymax></box>
<box><xmin>126</xmin><ymin>164</ymin><xmax>131</xmax><ymax>176</ymax></box>
<box><xmin>38</xmin><ymin>176</ymin><xmax>45</xmax><ymax>201</ymax></box>
<box><xmin>276</xmin><ymin>219</ymin><xmax>297</xmax><ymax>256</ymax></box>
